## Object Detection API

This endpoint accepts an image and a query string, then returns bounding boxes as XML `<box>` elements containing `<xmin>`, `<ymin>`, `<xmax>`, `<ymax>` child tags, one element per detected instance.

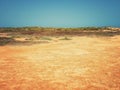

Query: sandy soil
<box><xmin>0</xmin><ymin>36</ymin><xmax>120</xmax><ymax>90</ymax></box>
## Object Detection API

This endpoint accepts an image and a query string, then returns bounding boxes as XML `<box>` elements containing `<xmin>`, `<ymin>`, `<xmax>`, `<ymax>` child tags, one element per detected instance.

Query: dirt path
<box><xmin>0</xmin><ymin>36</ymin><xmax>120</xmax><ymax>90</ymax></box>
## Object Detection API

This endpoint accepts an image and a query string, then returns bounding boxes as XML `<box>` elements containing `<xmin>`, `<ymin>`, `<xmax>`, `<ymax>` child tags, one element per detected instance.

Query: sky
<box><xmin>0</xmin><ymin>0</ymin><xmax>120</xmax><ymax>27</ymax></box>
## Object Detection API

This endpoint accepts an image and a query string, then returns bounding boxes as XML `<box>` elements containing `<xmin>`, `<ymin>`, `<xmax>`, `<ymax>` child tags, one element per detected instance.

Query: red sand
<box><xmin>0</xmin><ymin>36</ymin><xmax>120</xmax><ymax>90</ymax></box>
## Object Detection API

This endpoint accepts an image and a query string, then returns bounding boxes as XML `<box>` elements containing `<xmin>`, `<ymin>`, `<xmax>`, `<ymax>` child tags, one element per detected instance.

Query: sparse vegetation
<box><xmin>40</xmin><ymin>36</ymin><xmax>52</xmax><ymax>40</ymax></box>
<box><xmin>0</xmin><ymin>37</ymin><xmax>15</xmax><ymax>45</ymax></box>
<box><xmin>59</xmin><ymin>36</ymin><xmax>72</xmax><ymax>40</ymax></box>
<box><xmin>0</xmin><ymin>26</ymin><xmax>120</xmax><ymax>45</ymax></box>
<box><xmin>0</xmin><ymin>26</ymin><xmax>120</xmax><ymax>36</ymax></box>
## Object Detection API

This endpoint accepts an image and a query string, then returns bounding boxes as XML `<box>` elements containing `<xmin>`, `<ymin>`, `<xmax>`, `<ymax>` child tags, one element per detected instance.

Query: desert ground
<box><xmin>0</xmin><ymin>34</ymin><xmax>120</xmax><ymax>90</ymax></box>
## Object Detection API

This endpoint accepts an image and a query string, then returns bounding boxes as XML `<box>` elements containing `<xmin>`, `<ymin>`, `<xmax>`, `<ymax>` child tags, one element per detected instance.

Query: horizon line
<box><xmin>0</xmin><ymin>25</ymin><xmax>120</xmax><ymax>28</ymax></box>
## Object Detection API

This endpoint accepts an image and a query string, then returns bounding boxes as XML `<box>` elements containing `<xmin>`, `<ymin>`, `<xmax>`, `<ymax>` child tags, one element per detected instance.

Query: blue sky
<box><xmin>0</xmin><ymin>0</ymin><xmax>120</xmax><ymax>27</ymax></box>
